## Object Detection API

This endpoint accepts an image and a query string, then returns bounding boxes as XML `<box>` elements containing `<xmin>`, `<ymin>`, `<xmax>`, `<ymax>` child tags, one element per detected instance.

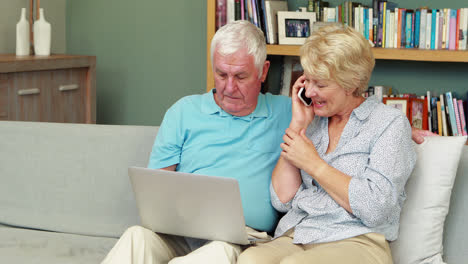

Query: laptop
<box><xmin>128</xmin><ymin>166</ymin><xmax>266</xmax><ymax>245</ymax></box>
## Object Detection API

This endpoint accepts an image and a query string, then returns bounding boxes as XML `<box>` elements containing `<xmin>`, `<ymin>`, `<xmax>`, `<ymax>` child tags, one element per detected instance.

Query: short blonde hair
<box><xmin>300</xmin><ymin>24</ymin><xmax>375</xmax><ymax>96</ymax></box>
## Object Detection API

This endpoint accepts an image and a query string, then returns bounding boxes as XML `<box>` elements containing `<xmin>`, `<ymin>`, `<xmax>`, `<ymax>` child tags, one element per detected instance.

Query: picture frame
<box><xmin>383</xmin><ymin>97</ymin><xmax>410</xmax><ymax>119</ymax></box>
<box><xmin>277</xmin><ymin>11</ymin><xmax>317</xmax><ymax>45</ymax></box>
<box><xmin>409</xmin><ymin>98</ymin><xmax>428</xmax><ymax>130</ymax></box>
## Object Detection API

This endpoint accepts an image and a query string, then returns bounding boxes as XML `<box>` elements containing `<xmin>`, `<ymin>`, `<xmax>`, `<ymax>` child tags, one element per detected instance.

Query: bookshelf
<box><xmin>205</xmin><ymin>0</ymin><xmax>468</xmax><ymax>91</ymax></box>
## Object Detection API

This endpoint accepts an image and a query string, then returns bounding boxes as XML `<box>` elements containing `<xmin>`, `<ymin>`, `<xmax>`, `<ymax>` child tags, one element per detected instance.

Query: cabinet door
<box><xmin>11</xmin><ymin>70</ymin><xmax>52</xmax><ymax>122</ymax></box>
<box><xmin>0</xmin><ymin>74</ymin><xmax>9</xmax><ymax>120</ymax></box>
<box><xmin>50</xmin><ymin>68</ymin><xmax>87</xmax><ymax>123</ymax></box>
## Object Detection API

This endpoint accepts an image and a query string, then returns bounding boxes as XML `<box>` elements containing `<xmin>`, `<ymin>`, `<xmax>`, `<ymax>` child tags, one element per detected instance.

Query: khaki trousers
<box><xmin>101</xmin><ymin>225</ymin><xmax>245</xmax><ymax>264</ymax></box>
<box><xmin>237</xmin><ymin>230</ymin><xmax>393</xmax><ymax>264</ymax></box>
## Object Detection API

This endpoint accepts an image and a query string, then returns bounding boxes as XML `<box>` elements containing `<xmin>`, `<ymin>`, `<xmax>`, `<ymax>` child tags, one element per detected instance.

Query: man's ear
<box><xmin>260</xmin><ymin>60</ymin><xmax>270</xmax><ymax>82</ymax></box>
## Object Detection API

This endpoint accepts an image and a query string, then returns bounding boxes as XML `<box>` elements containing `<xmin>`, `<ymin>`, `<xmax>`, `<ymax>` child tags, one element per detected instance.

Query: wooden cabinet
<box><xmin>205</xmin><ymin>0</ymin><xmax>468</xmax><ymax>91</ymax></box>
<box><xmin>0</xmin><ymin>54</ymin><xmax>96</xmax><ymax>123</ymax></box>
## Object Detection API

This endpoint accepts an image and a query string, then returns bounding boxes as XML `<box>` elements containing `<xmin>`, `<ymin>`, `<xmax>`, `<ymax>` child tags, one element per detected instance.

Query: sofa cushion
<box><xmin>390</xmin><ymin>136</ymin><xmax>467</xmax><ymax>264</ymax></box>
<box><xmin>0</xmin><ymin>121</ymin><xmax>158</xmax><ymax>238</ymax></box>
<box><xmin>443</xmin><ymin>145</ymin><xmax>468</xmax><ymax>264</ymax></box>
<box><xmin>0</xmin><ymin>225</ymin><xmax>117</xmax><ymax>263</ymax></box>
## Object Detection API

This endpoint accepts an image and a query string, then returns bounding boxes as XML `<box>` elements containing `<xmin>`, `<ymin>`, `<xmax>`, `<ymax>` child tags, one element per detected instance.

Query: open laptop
<box><xmin>128</xmin><ymin>166</ymin><xmax>267</xmax><ymax>245</ymax></box>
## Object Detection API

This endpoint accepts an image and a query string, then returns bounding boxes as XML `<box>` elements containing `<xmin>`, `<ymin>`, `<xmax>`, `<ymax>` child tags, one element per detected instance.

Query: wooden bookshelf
<box><xmin>205</xmin><ymin>0</ymin><xmax>468</xmax><ymax>91</ymax></box>
<box><xmin>266</xmin><ymin>45</ymin><xmax>468</xmax><ymax>63</ymax></box>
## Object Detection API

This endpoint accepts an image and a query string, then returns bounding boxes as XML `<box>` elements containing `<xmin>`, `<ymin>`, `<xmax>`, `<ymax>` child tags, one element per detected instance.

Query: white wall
<box><xmin>0</xmin><ymin>0</ymin><xmax>66</xmax><ymax>54</ymax></box>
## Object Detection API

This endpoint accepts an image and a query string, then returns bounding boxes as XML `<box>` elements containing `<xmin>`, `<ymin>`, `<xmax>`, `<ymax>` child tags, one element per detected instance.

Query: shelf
<box><xmin>266</xmin><ymin>45</ymin><xmax>468</xmax><ymax>63</ymax></box>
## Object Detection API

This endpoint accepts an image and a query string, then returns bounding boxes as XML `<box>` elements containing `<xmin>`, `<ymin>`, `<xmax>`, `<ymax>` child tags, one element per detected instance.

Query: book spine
<box><xmin>411</xmin><ymin>10</ymin><xmax>416</xmax><ymax>48</ymax></box>
<box><xmin>240</xmin><ymin>0</ymin><xmax>245</xmax><ymax>20</ymax></box>
<box><xmin>437</xmin><ymin>101</ymin><xmax>443</xmax><ymax>136</ymax></box>
<box><xmin>431</xmin><ymin>97</ymin><xmax>439</xmax><ymax>134</ymax></box>
<box><xmin>456</xmin><ymin>8</ymin><xmax>460</xmax><ymax>50</ymax></box>
<box><xmin>415</xmin><ymin>10</ymin><xmax>420</xmax><ymax>48</ymax></box>
<box><xmin>461</xmin><ymin>8</ymin><xmax>468</xmax><ymax>50</ymax></box>
<box><xmin>440</xmin><ymin>94</ymin><xmax>448</xmax><ymax>136</ymax></box>
<box><xmin>445</xmin><ymin>92</ymin><xmax>458</xmax><ymax>136</ymax></box>
<box><xmin>235</xmin><ymin>0</ymin><xmax>241</xmax><ymax>20</ymax></box>
<box><xmin>382</xmin><ymin>2</ymin><xmax>387</xmax><ymax>48</ymax></box>
<box><xmin>431</xmin><ymin>10</ymin><xmax>437</xmax><ymax>49</ymax></box>
<box><xmin>427</xmin><ymin>91</ymin><xmax>432</xmax><ymax>131</ymax></box>
<box><xmin>458</xmin><ymin>99</ymin><xmax>468</xmax><ymax>136</ymax></box>
<box><xmin>420</xmin><ymin>9</ymin><xmax>427</xmax><ymax>49</ymax></box>
<box><xmin>442</xmin><ymin>9</ymin><xmax>448</xmax><ymax>49</ymax></box>
<box><xmin>401</xmin><ymin>9</ymin><xmax>407</xmax><ymax>47</ymax></box>
<box><xmin>426</xmin><ymin>12</ymin><xmax>432</xmax><ymax>49</ymax></box>
<box><xmin>369</xmin><ymin>8</ymin><xmax>373</xmax><ymax>42</ymax></box>
<box><xmin>372</xmin><ymin>0</ymin><xmax>379</xmax><ymax>45</ymax></box>
<box><xmin>394</xmin><ymin>8</ymin><xmax>399</xmax><ymax>48</ymax></box>
<box><xmin>397</xmin><ymin>8</ymin><xmax>402</xmax><ymax>48</ymax></box>
<box><xmin>449</xmin><ymin>9</ymin><xmax>457</xmax><ymax>50</ymax></box>
<box><xmin>438</xmin><ymin>11</ymin><xmax>444</xmax><ymax>49</ymax></box>
<box><xmin>385</xmin><ymin>9</ymin><xmax>391</xmax><ymax>47</ymax></box>
<box><xmin>405</xmin><ymin>12</ymin><xmax>412</xmax><ymax>48</ymax></box>
<box><xmin>453</xmin><ymin>98</ymin><xmax>463</xmax><ymax>135</ymax></box>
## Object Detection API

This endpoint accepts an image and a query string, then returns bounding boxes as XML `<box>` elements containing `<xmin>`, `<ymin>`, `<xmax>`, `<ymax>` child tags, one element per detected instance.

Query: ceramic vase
<box><xmin>16</xmin><ymin>8</ymin><xmax>30</xmax><ymax>56</ymax></box>
<box><xmin>33</xmin><ymin>8</ymin><xmax>51</xmax><ymax>56</ymax></box>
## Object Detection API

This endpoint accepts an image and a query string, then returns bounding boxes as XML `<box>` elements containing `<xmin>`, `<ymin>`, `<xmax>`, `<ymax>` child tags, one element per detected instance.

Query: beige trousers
<box><xmin>237</xmin><ymin>230</ymin><xmax>393</xmax><ymax>264</ymax></box>
<box><xmin>101</xmin><ymin>225</ymin><xmax>248</xmax><ymax>264</ymax></box>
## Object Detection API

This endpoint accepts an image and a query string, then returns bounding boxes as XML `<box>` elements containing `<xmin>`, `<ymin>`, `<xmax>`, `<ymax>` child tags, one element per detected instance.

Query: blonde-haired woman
<box><xmin>238</xmin><ymin>24</ymin><xmax>416</xmax><ymax>264</ymax></box>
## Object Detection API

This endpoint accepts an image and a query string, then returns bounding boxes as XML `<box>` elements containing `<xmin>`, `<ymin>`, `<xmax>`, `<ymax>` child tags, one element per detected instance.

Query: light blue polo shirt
<box><xmin>148</xmin><ymin>89</ymin><xmax>291</xmax><ymax>233</ymax></box>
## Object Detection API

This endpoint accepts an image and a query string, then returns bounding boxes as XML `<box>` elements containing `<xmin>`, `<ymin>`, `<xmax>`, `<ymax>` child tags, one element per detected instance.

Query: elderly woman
<box><xmin>238</xmin><ymin>24</ymin><xmax>416</xmax><ymax>264</ymax></box>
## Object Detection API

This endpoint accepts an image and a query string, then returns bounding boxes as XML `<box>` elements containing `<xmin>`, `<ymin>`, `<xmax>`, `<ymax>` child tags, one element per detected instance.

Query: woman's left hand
<box><xmin>280</xmin><ymin>128</ymin><xmax>326</xmax><ymax>174</ymax></box>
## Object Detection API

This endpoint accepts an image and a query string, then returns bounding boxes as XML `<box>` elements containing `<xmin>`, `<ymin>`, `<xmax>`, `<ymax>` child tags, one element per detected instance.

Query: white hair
<box><xmin>210</xmin><ymin>20</ymin><xmax>267</xmax><ymax>78</ymax></box>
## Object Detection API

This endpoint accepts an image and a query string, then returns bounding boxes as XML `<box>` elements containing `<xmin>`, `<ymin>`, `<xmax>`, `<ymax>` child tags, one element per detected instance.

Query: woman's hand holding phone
<box><xmin>289</xmin><ymin>75</ymin><xmax>315</xmax><ymax>132</ymax></box>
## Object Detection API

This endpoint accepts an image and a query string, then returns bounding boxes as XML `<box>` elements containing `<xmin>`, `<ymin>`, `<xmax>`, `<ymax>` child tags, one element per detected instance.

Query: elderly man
<box><xmin>101</xmin><ymin>20</ymin><xmax>291</xmax><ymax>264</ymax></box>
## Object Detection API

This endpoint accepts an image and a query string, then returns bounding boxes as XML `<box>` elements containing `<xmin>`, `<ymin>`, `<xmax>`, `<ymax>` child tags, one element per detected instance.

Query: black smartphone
<box><xmin>298</xmin><ymin>87</ymin><xmax>312</xmax><ymax>106</ymax></box>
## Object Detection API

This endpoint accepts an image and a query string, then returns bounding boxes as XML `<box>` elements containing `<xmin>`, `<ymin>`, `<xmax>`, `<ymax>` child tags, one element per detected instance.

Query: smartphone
<box><xmin>298</xmin><ymin>87</ymin><xmax>312</xmax><ymax>106</ymax></box>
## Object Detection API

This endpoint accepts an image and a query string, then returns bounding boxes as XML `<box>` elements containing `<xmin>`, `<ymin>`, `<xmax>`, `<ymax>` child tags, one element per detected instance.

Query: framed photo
<box><xmin>409</xmin><ymin>98</ymin><xmax>428</xmax><ymax>130</ymax></box>
<box><xmin>277</xmin><ymin>11</ymin><xmax>317</xmax><ymax>45</ymax></box>
<box><xmin>383</xmin><ymin>97</ymin><xmax>410</xmax><ymax>119</ymax></box>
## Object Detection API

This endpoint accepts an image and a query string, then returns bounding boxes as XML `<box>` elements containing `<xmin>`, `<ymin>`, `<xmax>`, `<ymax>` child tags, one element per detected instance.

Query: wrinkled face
<box><xmin>213</xmin><ymin>48</ymin><xmax>269</xmax><ymax>116</ymax></box>
<box><xmin>303</xmin><ymin>73</ymin><xmax>353</xmax><ymax>117</ymax></box>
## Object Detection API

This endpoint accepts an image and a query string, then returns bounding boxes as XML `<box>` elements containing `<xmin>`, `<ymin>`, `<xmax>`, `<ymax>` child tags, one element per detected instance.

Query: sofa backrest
<box><xmin>0</xmin><ymin>121</ymin><xmax>158</xmax><ymax>238</ymax></box>
<box><xmin>443</xmin><ymin>145</ymin><xmax>468</xmax><ymax>263</ymax></box>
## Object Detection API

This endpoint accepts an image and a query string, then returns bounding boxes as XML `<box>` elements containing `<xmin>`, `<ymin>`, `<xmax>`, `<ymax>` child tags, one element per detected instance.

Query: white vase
<box><xmin>16</xmin><ymin>8</ymin><xmax>30</xmax><ymax>56</ymax></box>
<box><xmin>33</xmin><ymin>8</ymin><xmax>51</xmax><ymax>56</ymax></box>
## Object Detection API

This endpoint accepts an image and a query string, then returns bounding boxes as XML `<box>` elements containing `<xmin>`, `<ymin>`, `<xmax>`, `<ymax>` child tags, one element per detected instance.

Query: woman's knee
<box><xmin>237</xmin><ymin>246</ymin><xmax>269</xmax><ymax>264</ymax></box>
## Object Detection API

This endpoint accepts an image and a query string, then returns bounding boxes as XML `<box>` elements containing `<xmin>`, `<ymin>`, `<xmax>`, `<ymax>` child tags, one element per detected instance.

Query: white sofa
<box><xmin>0</xmin><ymin>121</ymin><xmax>466</xmax><ymax>263</ymax></box>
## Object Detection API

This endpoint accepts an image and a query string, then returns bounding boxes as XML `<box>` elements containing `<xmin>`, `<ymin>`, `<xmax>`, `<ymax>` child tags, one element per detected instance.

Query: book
<box><xmin>438</xmin><ymin>10</ymin><xmax>443</xmax><ymax>49</ymax></box>
<box><xmin>453</xmin><ymin>98</ymin><xmax>463</xmax><ymax>135</ymax></box>
<box><xmin>449</xmin><ymin>9</ymin><xmax>457</xmax><ymax>50</ymax></box>
<box><xmin>458</xmin><ymin>99</ymin><xmax>468</xmax><ymax>136</ymax></box>
<box><xmin>437</xmin><ymin>100</ymin><xmax>443</xmax><ymax>136</ymax></box>
<box><xmin>460</xmin><ymin>8</ymin><xmax>468</xmax><ymax>50</ymax></box>
<box><xmin>264</xmin><ymin>1</ymin><xmax>287</xmax><ymax>44</ymax></box>
<box><xmin>414</xmin><ymin>9</ymin><xmax>420</xmax><ymax>48</ymax></box>
<box><xmin>431</xmin><ymin>96</ymin><xmax>439</xmax><ymax>134</ymax></box>
<box><xmin>431</xmin><ymin>9</ymin><xmax>437</xmax><ymax>49</ymax></box>
<box><xmin>216</xmin><ymin>0</ymin><xmax>227</xmax><ymax>30</ymax></box>
<box><xmin>426</xmin><ymin>91</ymin><xmax>432</xmax><ymax>131</ymax></box>
<box><xmin>372</xmin><ymin>0</ymin><xmax>379</xmax><ymax>45</ymax></box>
<box><xmin>419</xmin><ymin>8</ymin><xmax>427</xmax><ymax>49</ymax></box>
<box><xmin>440</xmin><ymin>94</ymin><xmax>448</xmax><ymax>136</ymax></box>
<box><xmin>442</xmin><ymin>9</ymin><xmax>448</xmax><ymax>49</ymax></box>
<box><xmin>405</xmin><ymin>11</ymin><xmax>413</xmax><ymax>48</ymax></box>
<box><xmin>445</xmin><ymin>92</ymin><xmax>459</xmax><ymax>136</ymax></box>
<box><xmin>235</xmin><ymin>0</ymin><xmax>241</xmax><ymax>20</ymax></box>
<box><xmin>425</xmin><ymin>11</ymin><xmax>432</xmax><ymax>49</ymax></box>
<box><xmin>227</xmin><ymin>0</ymin><xmax>235</xmax><ymax>23</ymax></box>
